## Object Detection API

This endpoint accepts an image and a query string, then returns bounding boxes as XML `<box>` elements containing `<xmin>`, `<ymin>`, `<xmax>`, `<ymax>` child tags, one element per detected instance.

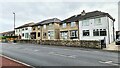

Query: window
<box><xmin>83</xmin><ymin>30</ymin><xmax>89</xmax><ymax>36</ymax></box>
<box><xmin>43</xmin><ymin>25</ymin><xmax>46</xmax><ymax>29</ymax></box>
<box><xmin>62</xmin><ymin>23</ymin><xmax>66</xmax><ymax>28</ymax></box>
<box><xmin>15</xmin><ymin>30</ymin><xmax>17</xmax><ymax>32</ymax></box>
<box><xmin>25</xmin><ymin>28</ymin><xmax>28</xmax><ymax>30</ymax></box>
<box><xmin>71</xmin><ymin>22</ymin><xmax>76</xmax><ymax>27</ymax></box>
<box><xmin>93</xmin><ymin>29</ymin><xmax>99</xmax><ymax>36</ymax></box>
<box><xmin>22</xmin><ymin>28</ymin><xmax>24</xmax><ymax>31</ymax></box>
<box><xmin>93</xmin><ymin>29</ymin><xmax>107</xmax><ymax>36</ymax></box>
<box><xmin>25</xmin><ymin>33</ymin><xmax>29</xmax><ymax>38</ymax></box>
<box><xmin>94</xmin><ymin>18</ymin><xmax>101</xmax><ymax>25</ymax></box>
<box><xmin>33</xmin><ymin>27</ymin><xmax>35</xmax><ymax>30</ymax></box>
<box><xmin>22</xmin><ymin>33</ymin><xmax>24</xmax><ymax>37</ymax></box>
<box><xmin>38</xmin><ymin>26</ymin><xmax>40</xmax><ymax>30</ymax></box>
<box><xmin>100</xmin><ymin>29</ymin><xmax>106</xmax><ymax>36</ymax></box>
<box><xmin>61</xmin><ymin>31</ymin><xmax>68</xmax><ymax>39</ymax></box>
<box><xmin>38</xmin><ymin>32</ymin><xmax>40</xmax><ymax>37</ymax></box>
<box><xmin>19</xmin><ymin>29</ymin><xmax>20</xmax><ymax>32</ymax></box>
<box><xmin>70</xmin><ymin>30</ymin><xmax>78</xmax><ymax>38</ymax></box>
<box><xmin>82</xmin><ymin>19</ymin><xmax>89</xmax><ymax>26</ymax></box>
<box><xmin>48</xmin><ymin>31</ymin><xmax>54</xmax><ymax>39</ymax></box>
<box><xmin>43</xmin><ymin>32</ymin><xmax>46</xmax><ymax>36</ymax></box>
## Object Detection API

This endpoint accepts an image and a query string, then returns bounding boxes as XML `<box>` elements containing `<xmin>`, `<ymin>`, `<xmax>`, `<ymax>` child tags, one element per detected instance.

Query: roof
<box><xmin>62</xmin><ymin>10</ymin><xmax>115</xmax><ymax>23</ymax></box>
<box><xmin>32</xmin><ymin>18</ymin><xmax>61</xmax><ymax>26</ymax></box>
<box><xmin>0</xmin><ymin>31</ymin><xmax>14</xmax><ymax>35</ymax></box>
<box><xmin>15</xmin><ymin>22</ymin><xmax>34</xmax><ymax>29</ymax></box>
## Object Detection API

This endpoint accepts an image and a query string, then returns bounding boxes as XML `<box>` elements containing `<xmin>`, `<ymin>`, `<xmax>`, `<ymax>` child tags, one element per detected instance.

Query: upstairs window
<box><xmin>94</xmin><ymin>18</ymin><xmax>101</xmax><ymax>25</ymax></box>
<box><xmin>48</xmin><ymin>24</ymin><xmax>52</xmax><ymax>29</ymax></box>
<box><xmin>25</xmin><ymin>28</ymin><xmax>28</xmax><ymax>30</ymax></box>
<box><xmin>82</xmin><ymin>19</ymin><xmax>89</xmax><ymax>26</ymax></box>
<box><xmin>38</xmin><ymin>26</ymin><xmax>40</xmax><ymax>30</ymax></box>
<box><xmin>71</xmin><ymin>22</ymin><xmax>76</xmax><ymax>27</ymax></box>
<box><xmin>43</xmin><ymin>25</ymin><xmax>46</xmax><ymax>29</ymax></box>
<box><xmin>62</xmin><ymin>23</ymin><xmax>67</xmax><ymax>28</ymax></box>
<box><xmin>22</xmin><ymin>28</ymin><xmax>24</xmax><ymax>31</ymax></box>
<box><xmin>33</xmin><ymin>27</ymin><xmax>35</xmax><ymax>30</ymax></box>
<box><xmin>83</xmin><ymin>30</ymin><xmax>89</xmax><ymax>36</ymax></box>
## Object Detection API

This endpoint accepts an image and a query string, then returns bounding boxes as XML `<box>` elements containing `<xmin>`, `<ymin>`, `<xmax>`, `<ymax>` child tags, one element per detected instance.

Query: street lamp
<box><xmin>13</xmin><ymin>12</ymin><xmax>15</xmax><ymax>36</ymax></box>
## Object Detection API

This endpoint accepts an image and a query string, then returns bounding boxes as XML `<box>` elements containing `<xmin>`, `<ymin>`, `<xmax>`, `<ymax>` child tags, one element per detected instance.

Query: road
<box><xmin>0</xmin><ymin>43</ymin><xmax>119</xmax><ymax>67</ymax></box>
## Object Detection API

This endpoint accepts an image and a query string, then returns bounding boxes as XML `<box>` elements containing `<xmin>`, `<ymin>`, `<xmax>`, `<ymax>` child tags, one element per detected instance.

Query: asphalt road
<box><xmin>0</xmin><ymin>43</ymin><xmax>119</xmax><ymax>67</ymax></box>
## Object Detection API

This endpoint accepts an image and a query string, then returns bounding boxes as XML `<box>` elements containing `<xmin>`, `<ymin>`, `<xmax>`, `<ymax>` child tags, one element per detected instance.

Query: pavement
<box><xmin>0</xmin><ymin>43</ymin><xmax>119</xmax><ymax>67</ymax></box>
<box><xmin>103</xmin><ymin>42</ymin><xmax>120</xmax><ymax>51</ymax></box>
<box><xmin>1</xmin><ymin>56</ymin><xmax>32</xmax><ymax>68</ymax></box>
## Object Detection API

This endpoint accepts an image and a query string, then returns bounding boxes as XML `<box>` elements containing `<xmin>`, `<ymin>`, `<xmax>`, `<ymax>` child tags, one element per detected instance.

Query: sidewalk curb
<box><xmin>1</xmin><ymin>54</ymin><xmax>35</xmax><ymax>68</ymax></box>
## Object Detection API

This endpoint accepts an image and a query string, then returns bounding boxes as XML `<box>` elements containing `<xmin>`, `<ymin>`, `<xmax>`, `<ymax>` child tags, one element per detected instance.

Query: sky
<box><xmin>0</xmin><ymin>0</ymin><xmax>119</xmax><ymax>32</ymax></box>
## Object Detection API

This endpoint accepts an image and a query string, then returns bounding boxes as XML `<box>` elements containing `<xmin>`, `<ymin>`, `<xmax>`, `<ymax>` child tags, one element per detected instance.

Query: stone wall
<box><xmin>16</xmin><ymin>39</ymin><xmax>101</xmax><ymax>49</ymax></box>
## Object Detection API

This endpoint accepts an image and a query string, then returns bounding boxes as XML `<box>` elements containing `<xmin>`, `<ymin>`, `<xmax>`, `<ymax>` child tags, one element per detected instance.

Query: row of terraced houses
<box><xmin>14</xmin><ymin>10</ymin><xmax>115</xmax><ymax>45</ymax></box>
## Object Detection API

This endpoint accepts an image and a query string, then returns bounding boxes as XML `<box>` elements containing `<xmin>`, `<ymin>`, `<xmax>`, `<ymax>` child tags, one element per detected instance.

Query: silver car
<box><xmin>116</xmin><ymin>36</ymin><xmax>120</xmax><ymax>45</ymax></box>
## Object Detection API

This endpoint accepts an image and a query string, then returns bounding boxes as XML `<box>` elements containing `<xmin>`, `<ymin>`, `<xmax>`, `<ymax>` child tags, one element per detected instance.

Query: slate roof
<box><xmin>32</xmin><ymin>18</ymin><xmax>61</xmax><ymax>26</ymax></box>
<box><xmin>62</xmin><ymin>10</ymin><xmax>115</xmax><ymax>23</ymax></box>
<box><xmin>0</xmin><ymin>31</ymin><xmax>14</xmax><ymax>35</ymax></box>
<box><xmin>15</xmin><ymin>22</ymin><xmax>34</xmax><ymax>29</ymax></box>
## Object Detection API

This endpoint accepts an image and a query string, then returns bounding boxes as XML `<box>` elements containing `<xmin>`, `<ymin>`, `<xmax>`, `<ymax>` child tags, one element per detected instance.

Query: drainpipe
<box><xmin>113</xmin><ymin>19</ymin><xmax>115</xmax><ymax>41</ymax></box>
<box><xmin>107</xmin><ymin>16</ymin><xmax>110</xmax><ymax>44</ymax></box>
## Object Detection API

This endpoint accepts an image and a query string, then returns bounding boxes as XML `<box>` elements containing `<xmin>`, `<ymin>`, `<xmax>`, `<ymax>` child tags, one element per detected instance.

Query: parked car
<box><xmin>115</xmin><ymin>36</ymin><xmax>120</xmax><ymax>45</ymax></box>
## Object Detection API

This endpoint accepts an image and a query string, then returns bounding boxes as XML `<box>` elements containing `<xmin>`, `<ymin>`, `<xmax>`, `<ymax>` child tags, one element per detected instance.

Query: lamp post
<box><xmin>13</xmin><ymin>12</ymin><xmax>15</xmax><ymax>36</ymax></box>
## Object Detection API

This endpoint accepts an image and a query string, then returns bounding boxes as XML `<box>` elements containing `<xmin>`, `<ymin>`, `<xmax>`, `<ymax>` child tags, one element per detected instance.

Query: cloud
<box><xmin>0</xmin><ymin>2</ymin><xmax>118</xmax><ymax>32</ymax></box>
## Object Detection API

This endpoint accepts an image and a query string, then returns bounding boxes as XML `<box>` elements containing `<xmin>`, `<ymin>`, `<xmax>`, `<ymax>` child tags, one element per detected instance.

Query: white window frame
<box><xmin>71</xmin><ymin>22</ymin><xmax>76</xmax><ymax>27</ymax></box>
<box><xmin>94</xmin><ymin>18</ymin><xmax>101</xmax><ymax>25</ymax></box>
<box><xmin>62</xmin><ymin>23</ymin><xmax>67</xmax><ymax>28</ymax></box>
<box><xmin>43</xmin><ymin>25</ymin><xmax>46</xmax><ymax>29</ymax></box>
<box><xmin>82</xmin><ymin>19</ymin><xmax>89</xmax><ymax>26</ymax></box>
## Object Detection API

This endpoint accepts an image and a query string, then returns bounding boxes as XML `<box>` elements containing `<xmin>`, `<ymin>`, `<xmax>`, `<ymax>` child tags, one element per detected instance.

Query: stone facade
<box><xmin>16</xmin><ymin>40</ymin><xmax>101</xmax><ymax>49</ymax></box>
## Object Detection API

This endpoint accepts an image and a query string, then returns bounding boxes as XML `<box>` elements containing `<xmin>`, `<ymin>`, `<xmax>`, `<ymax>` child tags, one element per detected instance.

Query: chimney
<box><xmin>81</xmin><ymin>10</ymin><xmax>85</xmax><ymax>16</ymax></box>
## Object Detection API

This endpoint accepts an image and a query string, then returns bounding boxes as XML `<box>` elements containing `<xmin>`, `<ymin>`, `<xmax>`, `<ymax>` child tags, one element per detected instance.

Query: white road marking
<box><xmin>63</xmin><ymin>49</ymin><xmax>70</xmax><ymax>50</ymax></box>
<box><xmin>34</xmin><ymin>50</ymin><xmax>39</xmax><ymax>52</ymax></box>
<box><xmin>48</xmin><ymin>52</ymin><xmax>76</xmax><ymax>59</ymax></box>
<box><xmin>99</xmin><ymin>60</ymin><xmax>119</xmax><ymax>66</ymax></box>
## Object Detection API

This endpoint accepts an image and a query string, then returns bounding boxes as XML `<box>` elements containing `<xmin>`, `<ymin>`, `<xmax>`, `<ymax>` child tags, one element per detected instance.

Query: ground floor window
<box><xmin>38</xmin><ymin>32</ymin><xmax>40</xmax><ymax>37</ymax></box>
<box><xmin>93</xmin><ymin>29</ymin><xmax>106</xmax><ymax>36</ymax></box>
<box><xmin>31</xmin><ymin>32</ymin><xmax>36</xmax><ymax>39</ymax></box>
<box><xmin>70</xmin><ymin>30</ymin><xmax>78</xmax><ymax>39</ymax></box>
<box><xmin>43</xmin><ymin>32</ymin><xmax>47</xmax><ymax>39</ymax></box>
<box><xmin>83</xmin><ymin>30</ymin><xmax>89</xmax><ymax>36</ymax></box>
<box><xmin>48</xmin><ymin>31</ymin><xmax>54</xmax><ymax>39</ymax></box>
<box><xmin>60</xmin><ymin>31</ymin><xmax>68</xmax><ymax>39</ymax></box>
<box><xmin>25</xmin><ymin>33</ymin><xmax>29</xmax><ymax>38</ymax></box>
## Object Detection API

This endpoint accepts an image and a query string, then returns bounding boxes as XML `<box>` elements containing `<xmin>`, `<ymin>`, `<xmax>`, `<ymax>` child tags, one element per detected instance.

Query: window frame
<box><xmin>83</xmin><ymin>30</ymin><xmax>90</xmax><ymax>36</ymax></box>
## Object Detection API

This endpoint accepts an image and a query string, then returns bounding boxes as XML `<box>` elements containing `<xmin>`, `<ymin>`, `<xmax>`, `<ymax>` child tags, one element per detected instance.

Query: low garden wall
<box><xmin>16</xmin><ymin>39</ymin><xmax>101</xmax><ymax>49</ymax></box>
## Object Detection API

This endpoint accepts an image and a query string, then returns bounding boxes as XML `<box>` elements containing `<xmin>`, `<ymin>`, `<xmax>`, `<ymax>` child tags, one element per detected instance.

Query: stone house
<box><xmin>60</xmin><ymin>16</ymin><xmax>79</xmax><ymax>40</ymax></box>
<box><xmin>31</xmin><ymin>18</ymin><xmax>61</xmax><ymax>40</ymax></box>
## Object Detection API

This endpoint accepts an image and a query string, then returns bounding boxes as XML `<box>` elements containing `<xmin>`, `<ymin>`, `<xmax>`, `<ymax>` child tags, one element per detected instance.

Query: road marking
<box><xmin>48</xmin><ymin>52</ymin><xmax>76</xmax><ymax>59</ymax></box>
<box><xmin>99</xmin><ymin>60</ymin><xmax>119</xmax><ymax>66</ymax></box>
<box><xmin>63</xmin><ymin>49</ymin><xmax>70</xmax><ymax>50</ymax></box>
<box><xmin>34</xmin><ymin>49</ymin><xmax>39</xmax><ymax>51</ymax></box>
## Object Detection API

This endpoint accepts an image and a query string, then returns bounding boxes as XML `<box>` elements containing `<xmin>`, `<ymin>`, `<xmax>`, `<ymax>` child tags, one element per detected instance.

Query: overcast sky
<box><xmin>0</xmin><ymin>0</ymin><xmax>119</xmax><ymax>32</ymax></box>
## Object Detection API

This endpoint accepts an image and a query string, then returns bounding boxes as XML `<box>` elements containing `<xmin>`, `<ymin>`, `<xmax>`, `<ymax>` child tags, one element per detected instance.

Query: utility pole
<box><xmin>13</xmin><ymin>12</ymin><xmax>15</xmax><ymax>36</ymax></box>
